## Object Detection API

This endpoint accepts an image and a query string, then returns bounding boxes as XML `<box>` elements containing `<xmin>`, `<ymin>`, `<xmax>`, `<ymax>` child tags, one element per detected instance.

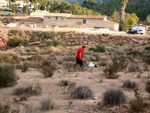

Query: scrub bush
<box><xmin>40</xmin><ymin>97</ymin><xmax>55</xmax><ymax>111</ymax></box>
<box><xmin>46</xmin><ymin>40</ymin><xmax>65</xmax><ymax>47</ymax></box>
<box><xmin>145</xmin><ymin>81</ymin><xmax>150</xmax><ymax>95</ymax></box>
<box><xmin>41</xmin><ymin>60</ymin><xmax>56</xmax><ymax>77</ymax></box>
<box><xmin>88</xmin><ymin>45</ymin><xmax>106</xmax><ymax>52</ymax></box>
<box><xmin>128</xmin><ymin>63</ymin><xmax>141</xmax><ymax>72</ymax></box>
<box><xmin>70</xmin><ymin>86</ymin><xmax>94</xmax><ymax>99</ymax></box>
<box><xmin>0</xmin><ymin>64</ymin><xmax>17</xmax><ymax>88</ymax></box>
<box><xmin>21</xmin><ymin>62</ymin><xmax>29</xmax><ymax>73</ymax></box>
<box><xmin>123</xmin><ymin>80</ymin><xmax>137</xmax><ymax>89</ymax></box>
<box><xmin>129</xmin><ymin>97</ymin><xmax>146</xmax><ymax>113</ymax></box>
<box><xmin>103</xmin><ymin>89</ymin><xmax>126</xmax><ymax>106</ymax></box>
<box><xmin>13</xmin><ymin>83</ymin><xmax>42</xmax><ymax>96</ymax></box>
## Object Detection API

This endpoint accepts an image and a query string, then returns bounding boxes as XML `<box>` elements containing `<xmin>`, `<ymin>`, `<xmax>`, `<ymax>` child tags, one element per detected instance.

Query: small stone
<box><xmin>93</xmin><ymin>97</ymin><xmax>98</xmax><ymax>100</ymax></box>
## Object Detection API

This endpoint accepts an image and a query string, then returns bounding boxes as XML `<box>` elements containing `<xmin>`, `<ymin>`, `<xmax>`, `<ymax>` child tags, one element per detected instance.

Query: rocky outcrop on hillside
<box><xmin>0</xmin><ymin>31</ymin><xmax>9</xmax><ymax>48</ymax></box>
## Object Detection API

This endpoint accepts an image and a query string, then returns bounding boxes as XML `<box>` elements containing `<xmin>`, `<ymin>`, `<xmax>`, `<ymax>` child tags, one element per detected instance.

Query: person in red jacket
<box><xmin>74</xmin><ymin>46</ymin><xmax>86</xmax><ymax>68</ymax></box>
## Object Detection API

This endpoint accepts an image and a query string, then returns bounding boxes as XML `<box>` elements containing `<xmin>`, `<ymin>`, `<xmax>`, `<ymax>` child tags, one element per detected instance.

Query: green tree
<box><xmin>39</xmin><ymin>0</ymin><xmax>47</xmax><ymax>10</ymax></box>
<box><xmin>9</xmin><ymin>4</ymin><xmax>17</xmax><ymax>13</ymax></box>
<box><xmin>9</xmin><ymin>37</ymin><xmax>26</xmax><ymax>47</ymax></box>
<box><xmin>23</xmin><ymin>6</ymin><xmax>29</xmax><ymax>14</ymax></box>
<box><xmin>40</xmin><ymin>5</ymin><xmax>45</xmax><ymax>10</ymax></box>
<box><xmin>145</xmin><ymin>15</ymin><xmax>150</xmax><ymax>25</ymax></box>
<box><xmin>123</xmin><ymin>13</ymin><xmax>139</xmax><ymax>29</ymax></box>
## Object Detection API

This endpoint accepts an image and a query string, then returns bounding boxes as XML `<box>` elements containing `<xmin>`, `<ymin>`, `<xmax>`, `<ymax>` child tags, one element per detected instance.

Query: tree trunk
<box><xmin>120</xmin><ymin>4</ymin><xmax>126</xmax><ymax>25</ymax></box>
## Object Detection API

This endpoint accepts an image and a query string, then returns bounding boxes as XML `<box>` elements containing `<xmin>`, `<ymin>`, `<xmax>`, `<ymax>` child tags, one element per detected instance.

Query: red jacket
<box><xmin>76</xmin><ymin>48</ymin><xmax>84</xmax><ymax>60</ymax></box>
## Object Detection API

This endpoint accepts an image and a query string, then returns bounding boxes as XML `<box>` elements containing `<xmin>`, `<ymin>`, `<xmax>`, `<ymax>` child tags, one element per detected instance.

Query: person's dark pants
<box><xmin>74</xmin><ymin>57</ymin><xmax>83</xmax><ymax>68</ymax></box>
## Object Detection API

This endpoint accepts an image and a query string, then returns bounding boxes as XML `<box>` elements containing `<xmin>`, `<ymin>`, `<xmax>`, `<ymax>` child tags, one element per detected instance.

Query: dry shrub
<box><xmin>0</xmin><ymin>53</ymin><xmax>21</xmax><ymax>64</ymax></box>
<box><xmin>27</xmin><ymin>55</ymin><xmax>45</xmax><ymax>62</ymax></box>
<box><xmin>0</xmin><ymin>102</ymin><xmax>20</xmax><ymax>113</ymax></box>
<box><xmin>40</xmin><ymin>97</ymin><xmax>55</xmax><ymax>111</ymax></box>
<box><xmin>110</xmin><ymin>53</ymin><xmax>128</xmax><ymax>71</ymax></box>
<box><xmin>64</xmin><ymin>56</ymin><xmax>75</xmax><ymax>62</ymax></box>
<box><xmin>70</xmin><ymin>86</ymin><xmax>94</xmax><ymax>99</ymax></box>
<box><xmin>59</xmin><ymin>80</ymin><xmax>76</xmax><ymax>93</ymax></box>
<box><xmin>123</xmin><ymin>80</ymin><xmax>137</xmax><ymax>89</ymax></box>
<box><xmin>129</xmin><ymin>97</ymin><xmax>146</xmax><ymax>113</ymax></box>
<box><xmin>89</xmin><ymin>45</ymin><xmax>106</xmax><ymax>52</ymax></box>
<box><xmin>63</xmin><ymin>62</ymin><xmax>74</xmax><ymax>71</ymax></box>
<box><xmin>103</xmin><ymin>89</ymin><xmax>126</xmax><ymax>106</ymax></box>
<box><xmin>143</xmin><ymin>55</ymin><xmax>150</xmax><ymax>65</ymax></box>
<box><xmin>19</xmin><ymin>95</ymin><xmax>28</xmax><ymax>101</ymax></box>
<box><xmin>0</xmin><ymin>103</ymin><xmax>10</xmax><ymax>113</ymax></box>
<box><xmin>13</xmin><ymin>83</ymin><xmax>42</xmax><ymax>96</ymax></box>
<box><xmin>68</xmin><ymin>82</ymin><xmax>76</xmax><ymax>93</ymax></box>
<box><xmin>128</xmin><ymin>63</ymin><xmax>141</xmax><ymax>72</ymax></box>
<box><xmin>104</xmin><ymin>64</ymin><xmax>119</xmax><ymax>79</ymax></box>
<box><xmin>104</xmin><ymin>54</ymin><xmax>128</xmax><ymax>79</ymax></box>
<box><xmin>115</xmin><ymin>40</ymin><xmax>127</xmax><ymax>46</ymax></box>
<box><xmin>145</xmin><ymin>81</ymin><xmax>150</xmax><ymax>95</ymax></box>
<box><xmin>60</xmin><ymin>80</ymin><xmax>70</xmax><ymax>87</ymax></box>
<box><xmin>49</xmin><ymin>46</ymin><xmax>64</xmax><ymax>54</ymax></box>
<box><xmin>0</xmin><ymin>64</ymin><xmax>17</xmax><ymax>88</ymax></box>
<box><xmin>21</xmin><ymin>62</ymin><xmax>30</xmax><ymax>73</ymax></box>
<box><xmin>46</xmin><ymin>40</ymin><xmax>65</xmax><ymax>47</ymax></box>
<box><xmin>23</xmin><ymin>105</ymin><xmax>37</xmax><ymax>113</ymax></box>
<box><xmin>41</xmin><ymin>60</ymin><xmax>56</xmax><ymax>77</ymax></box>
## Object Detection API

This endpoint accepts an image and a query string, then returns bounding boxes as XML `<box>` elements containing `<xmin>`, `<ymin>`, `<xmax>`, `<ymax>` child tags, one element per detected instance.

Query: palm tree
<box><xmin>120</xmin><ymin>0</ymin><xmax>128</xmax><ymax>25</ymax></box>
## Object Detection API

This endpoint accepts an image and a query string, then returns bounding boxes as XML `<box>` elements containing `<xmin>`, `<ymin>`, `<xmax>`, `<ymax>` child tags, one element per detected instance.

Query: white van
<box><xmin>132</xmin><ymin>27</ymin><xmax>145</xmax><ymax>34</ymax></box>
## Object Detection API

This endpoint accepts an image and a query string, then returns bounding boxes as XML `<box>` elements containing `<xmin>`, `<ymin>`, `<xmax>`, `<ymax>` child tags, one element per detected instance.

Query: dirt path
<box><xmin>0</xmin><ymin>26</ymin><xmax>149</xmax><ymax>38</ymax></box>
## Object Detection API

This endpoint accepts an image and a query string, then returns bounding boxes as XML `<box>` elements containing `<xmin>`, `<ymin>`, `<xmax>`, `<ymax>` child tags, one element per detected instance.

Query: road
<box><xmin>0</xmin><ymin>26</ymin><xmax>149</xmax><ymax>38</ymax></box>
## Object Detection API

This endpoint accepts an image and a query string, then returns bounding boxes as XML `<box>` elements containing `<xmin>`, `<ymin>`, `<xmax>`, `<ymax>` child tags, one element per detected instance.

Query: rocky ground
<box><xmin>0</xmin><ymin>30</ymin><xmax>150</xmax><ymax>113</ymax></box>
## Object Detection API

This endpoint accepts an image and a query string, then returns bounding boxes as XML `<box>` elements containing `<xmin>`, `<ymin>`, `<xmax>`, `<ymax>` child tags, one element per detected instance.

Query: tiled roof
<box><xmin>26</xmin><ymin>17</ymin><xmax>43</xmax><ymax>23</ymax></box>
<box><xmin>106</xmin><ymin>20</ymin><xmax>119</xmax><ymax>24</ymax></box>
<box><xmin>44</xmin><ymin>13</ymin><xmax>72</xmax><ymax>17</ymax></box>
<box><xmin>67</xmin><ymin>15</ymin><xmax>106</xmax><ymax>19</ymax></box>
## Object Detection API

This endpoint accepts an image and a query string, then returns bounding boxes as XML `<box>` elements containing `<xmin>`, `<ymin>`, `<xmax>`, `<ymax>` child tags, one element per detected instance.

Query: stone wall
<box><xmin>43</xmin><ymin>16</ymin><xmax>119</xmax><ymax>31</ymax></box>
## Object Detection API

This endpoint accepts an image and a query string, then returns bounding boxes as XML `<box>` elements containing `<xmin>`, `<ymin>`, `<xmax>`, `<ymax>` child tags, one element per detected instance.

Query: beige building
<box><xmin>19</xmin><ymin>17</ymin><xmax>43</xmax><ymax>27</ymax></box>
<box><xmin>43</xmin><ymin>13</ymin><xmax>119</xmax><ymax>31</ymax></box>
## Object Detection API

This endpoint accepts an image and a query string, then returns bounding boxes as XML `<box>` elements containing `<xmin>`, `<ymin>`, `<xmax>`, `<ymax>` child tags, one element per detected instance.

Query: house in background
<box><xmin>10</xmin><ymin>1</ymin><xmax>34</xmax><ymax>13</ymax></box>
<box><xmin>0</xmin><ymin>0</ymin><xmax>9</xmax><ymax>10</ymax></box>
<box><xmin>19</xmin><ymin>17</ymin><xmax>43</xmax><ymax>27</ymax></box>
<box><xmin>43</xmin><ymin>13</ymin><xmax>119</xmax><ymax>31</ymax></box>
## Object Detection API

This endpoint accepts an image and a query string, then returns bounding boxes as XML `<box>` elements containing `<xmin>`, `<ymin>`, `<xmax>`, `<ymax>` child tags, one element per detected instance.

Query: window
<box><xmin>48</xmin><ymin>17</ymin><xmax>50</xmax><ymax>19</ymax></box>
<box><xmin>56</xmin><ymin>17</ymin><xmax>58</xmax><ymax>20</ymax></box>
<box><xmin>83</xmin><ymin>20</ymin><xmax>86</xmax><ymax>24</ymax></box>
<box><xmin>61</xmin><ymin>17</ymin><xmax>64</xmax><ymax>20</ymax></box>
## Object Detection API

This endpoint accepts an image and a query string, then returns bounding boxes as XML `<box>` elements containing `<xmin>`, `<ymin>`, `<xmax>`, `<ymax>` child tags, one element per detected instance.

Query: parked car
<box><xmin>127</xmin><ymin>27</ymin><xmax>145</xmax><ymax>34</ymax></box>
<box><xmin>127</xmin><ymin>29</ymin><xmax>137</xmax><ymax>34</ymax></box>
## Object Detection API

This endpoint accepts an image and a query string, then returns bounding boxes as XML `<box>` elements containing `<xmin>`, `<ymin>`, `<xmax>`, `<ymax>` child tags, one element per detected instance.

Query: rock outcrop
<box><xmin>0</xmin><ymin>31</ymin><xmax>9</xmax><ymax>48</ymax></box>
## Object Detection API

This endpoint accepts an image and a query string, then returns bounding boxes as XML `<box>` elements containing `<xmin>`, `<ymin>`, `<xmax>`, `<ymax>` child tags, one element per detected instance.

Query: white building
<box><xmin>11</xmin><ymin>1</ymin><xmax>34</xmax><ymax>13</ymax></box>
<box><xmin>0</xmin><ymin>0</ymin><xmax>9</xmax><ymax>10</ymax></box>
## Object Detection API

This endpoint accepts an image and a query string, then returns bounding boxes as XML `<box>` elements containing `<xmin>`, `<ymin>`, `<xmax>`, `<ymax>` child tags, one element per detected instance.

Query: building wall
<box><xmin>19</xmin><ymin>20</ymin><xmax>43</xmax><ymax>27</ymax></box>
<box><xmin>0</xmin><ymin>0</ymin><xmax>9</xmax><ymax>8</ymax></box>
<box><xmin>44</xmin><ymin>16</ymin><xmax>119</xmax><ymax>31</ymax></box>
